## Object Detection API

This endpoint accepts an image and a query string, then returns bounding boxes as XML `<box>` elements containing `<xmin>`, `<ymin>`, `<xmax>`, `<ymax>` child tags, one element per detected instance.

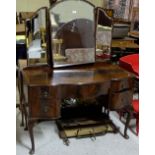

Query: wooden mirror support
<box><xmin>25</xmin><ymin>7</ymin><xmax>51</xmax><ymax>67</ymax></box>
<box><xmin>95</xmin><ymin>7</ymin><xmax>113</xmax><ymax>61</ymax></box>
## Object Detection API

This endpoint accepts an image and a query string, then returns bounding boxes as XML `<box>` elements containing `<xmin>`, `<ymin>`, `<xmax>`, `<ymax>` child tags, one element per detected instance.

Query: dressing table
<box><xmin>19</xmin><ymin>60</ymin><xmax>134</xmax><ymax>154</ymax></box>
<box><xmin>18</xmin><ymin>1</ymin><xmax>135</xmax><ymax>154</ymax></box>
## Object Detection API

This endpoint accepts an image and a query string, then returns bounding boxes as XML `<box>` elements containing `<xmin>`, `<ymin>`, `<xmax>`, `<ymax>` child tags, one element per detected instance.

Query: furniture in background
<box><xmin>111</xmin><ymin>38</ymin><xmax>139</xmax><ymax>62</ymax></box>
<box><xmin>18</xmin><ymin>12</ymin><xmax>34</xmax><ymax>24</ymax></box>
<box><xmin>131</xmin><ymin>99</ymin><xmax>139</xmax><ymax>135</ymax></box>
<box><xmin>119</xmin><ymin>54</ymin><xmax>139</xmax><ymax>77</ymax></box>
<box><xmin>119</xmin><ymin>54</ymin><xmax>139</xmax><ymax>135</ymax></box>
<box><xmin>16</xmin><ymin>36</ymin><xmax>27</xmax><ymax>65</ymax></box>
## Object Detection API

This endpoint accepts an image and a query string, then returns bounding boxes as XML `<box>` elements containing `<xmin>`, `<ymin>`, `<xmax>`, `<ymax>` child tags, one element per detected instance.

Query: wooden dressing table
<box><xmin>18</xmin><ymin>2</ymin><xmax>136</xmax><ymax>154</ymax></box>
<box><xmin>18</xmin><ymin>60</ymin><xmax>134</xmax><ymax>154</ymax></box>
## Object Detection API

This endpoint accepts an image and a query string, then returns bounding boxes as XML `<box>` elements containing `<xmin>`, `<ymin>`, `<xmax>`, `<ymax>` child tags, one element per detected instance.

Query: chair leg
<box><xmin>136</xmin><ymin>116</ymin><xmax>139</xmax><ymax>136</ymax></box>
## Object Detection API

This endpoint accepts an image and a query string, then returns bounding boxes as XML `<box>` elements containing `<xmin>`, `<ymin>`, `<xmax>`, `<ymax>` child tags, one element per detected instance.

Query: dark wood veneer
<box><xmin>20</xmin><ymin>61</ymin><xmax>134</xmax><ymax>154</ymax></box>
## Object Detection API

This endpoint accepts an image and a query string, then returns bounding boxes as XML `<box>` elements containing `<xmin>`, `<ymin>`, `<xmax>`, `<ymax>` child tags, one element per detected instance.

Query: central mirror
<box><xmin>49</xmin><ymin>0</ymin><xmax>96</xmax><ymax>68</ymax></box>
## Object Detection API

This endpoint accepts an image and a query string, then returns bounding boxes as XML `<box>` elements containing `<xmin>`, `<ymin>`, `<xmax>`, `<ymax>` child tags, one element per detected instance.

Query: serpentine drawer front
<box><xmin>109</xmin><ymin>78</ymin><xmax>133</xmax><ymax>110</ymax></box>
<box><xmin>109</xmin><ymin>90</ymin><xmax>133</xmax><ymax>110</ymax></box>
<box><xmin>28</xmin><ymin>86</ymin><xmax>60</xmax><ymax>119</ymax></box>
<box><xmin>111</xmin><ymin>78</ymin><xmax>133</xmax><ymax>92</ymax></box>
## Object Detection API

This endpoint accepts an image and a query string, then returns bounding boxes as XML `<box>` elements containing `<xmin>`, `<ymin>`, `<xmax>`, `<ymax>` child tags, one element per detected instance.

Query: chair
<box><xmin>119</xmin><ymin>54</ymin><xmax>139</xmax><ymax>136</ymax></box>
<box><xmin>132</xmin><ymin>99</ymin><xmax>139</xmax><ymax>135</ymax></box>
<box><xmin>119</xmin><ymin>54</ymin><xmax>139</xmax><ymax>77</ymax></box>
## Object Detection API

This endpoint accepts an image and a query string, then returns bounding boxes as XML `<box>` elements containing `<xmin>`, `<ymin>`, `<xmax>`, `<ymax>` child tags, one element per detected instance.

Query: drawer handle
<box><xmin>41</xmin><ymin>91</ymin><xmax>49</xmax><ymax>98</ymax></box>
<box><xmin>40</xmin><ymin>99</ymin><xmax>51</xmax><ymax>113</ymax></box>
<box><xmin>43</xmin><ymin>106</ymin><xmax>49</xmax><ymax>113</ymax></box>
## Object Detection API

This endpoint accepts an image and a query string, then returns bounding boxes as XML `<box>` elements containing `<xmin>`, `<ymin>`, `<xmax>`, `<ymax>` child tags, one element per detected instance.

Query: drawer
<box><xmin>111</xmin><ymin>78</ymin><xmax>133</xmax><ymax>92</ymax></box>
<box><xmin>28</xmin><ymin>87</ymin><xmax>60</xmax><ymax>119</ymax></box>
<box><xmin>78</xmin><ymin>82</ymin><xmax>110</xmax><ymax>99</ymax></box>
<box><xmin>109</xmin><ymin>90</ymin><xmax>133</xmax><ymax>110</ymax></box>
<box><xmin>30</xmin><ymin>86</ymin><xmax>59</xmax><ymax>99</ymax></box>
<box><xmin>79</xmin><ymin>85</ymin><xmax>98</xmax><ymax>99</ymax></box>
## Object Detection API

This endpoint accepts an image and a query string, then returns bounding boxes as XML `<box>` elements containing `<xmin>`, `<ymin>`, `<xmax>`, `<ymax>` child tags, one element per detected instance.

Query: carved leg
<box><xmin>18</xmin><ymin>72</ymin><xmax>24</xmax><ymax>127</ymax></box>
<box><xmin>24</xmin><ymin>106</ymin><xmax>28</xmax><ymax>131</ymax></box>
<box><xmin>20</xmin><ymin>102</ymin><xmax>24</xmax><ymax>127</ymax></box>
<box><xmin>28</xmin><ymin>120</ymin><xmax>35</xmax><ymax>154</ymax></box>
<box><xmin>124</xmin><ymin>111</ymin><xmax>131</xmax><ymax>139</ymax></box>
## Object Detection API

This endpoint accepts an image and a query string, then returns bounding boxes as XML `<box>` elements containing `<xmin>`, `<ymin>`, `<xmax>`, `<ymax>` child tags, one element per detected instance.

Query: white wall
<box><xmin>89</xmin><ymin>0</ymin><xmax>103</xmax><ymax>7</ymax></box>
<box><xmin>16</xmin><ymin>0</ymin><xmax>50</xmax><ymax>12</ymax></box>
<box><xmin>16</xmin><ymin>0</ymin><xmax>104</xmax><ymax>12</ymax></box>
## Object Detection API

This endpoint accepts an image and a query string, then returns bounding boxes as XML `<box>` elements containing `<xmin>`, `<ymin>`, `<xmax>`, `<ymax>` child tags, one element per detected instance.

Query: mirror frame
<box><xmin>95</xmin><ymin>7</ymin><xmax>113</xmax><ymax>61</ymax></box>
<box><xmin>48</xmin><ymin>0</ymin><xmax>96</xmax><ymax>68</ymax></box>
<box><xmin>25</xmin><ymin>7</ymin><xmax>52</xmax><ymax>67</ymax></box>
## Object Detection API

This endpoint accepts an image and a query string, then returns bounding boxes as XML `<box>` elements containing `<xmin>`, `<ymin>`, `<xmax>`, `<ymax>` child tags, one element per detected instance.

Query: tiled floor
<box><xmin>16</xmin><ymin>110</ymin><xmax>138</xmax><ymax>155</ymax></box>
<box><xmin>16</xmin><ymin>88</ymin><xmax>138</xmax><ymax>155</ymax></box>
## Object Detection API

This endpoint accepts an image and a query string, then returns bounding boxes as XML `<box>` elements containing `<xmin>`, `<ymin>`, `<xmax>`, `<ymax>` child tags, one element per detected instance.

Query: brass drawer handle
<box><xmin>42</xmin><ymin>91</ymin><xmax>49</xmax><ymax>98</ymax></box>
<box><xmin>40</xmin><ymin>87</ymin><xmax>50</xmax><ymax>98</ymax></box>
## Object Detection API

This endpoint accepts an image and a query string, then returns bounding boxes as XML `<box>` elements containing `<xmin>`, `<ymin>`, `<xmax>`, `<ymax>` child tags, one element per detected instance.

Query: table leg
<box><xmin>20</xmin><ymin>98</ymin><xmax>24</xmax><ymax>127</ymax></box>
<box><xmin>124</xmin><ymin>111</ymin><xmax>131</xmax><ymax>139</ymax></box>
<box><xmin>23</xmin><ymin>103</ymin><xmax>28</xmax><ymax>130</ymax></box>
<box><xmin>28</xmin><ymin>120</ymin><xmax>35</xmax><ymax>154</ymax></box>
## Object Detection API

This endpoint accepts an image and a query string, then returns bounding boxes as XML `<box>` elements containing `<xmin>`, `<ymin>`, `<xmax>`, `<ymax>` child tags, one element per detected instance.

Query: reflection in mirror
<box><xmin>96</xmin><ymin>8</ymin><xmax>113</xmax><ymax>60</ymax></box>
<box><xmin>26</xmin><ymin>7</ymin><xmax>48</xmax><ymax>66</ymax></box>
<box><xmin>50</xmin><ymin>0</ymin><xmax>95</xmax><ymax>68</ymax></box>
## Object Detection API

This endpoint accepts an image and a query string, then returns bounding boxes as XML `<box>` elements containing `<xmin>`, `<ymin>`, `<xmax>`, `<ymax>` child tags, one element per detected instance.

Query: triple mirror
<box><xmin>49</xmin><ymin>0</ymin><xmax>96</xmax><ymax>68</ymax></box>
<box><xmin>96</xmin><ymin>8</ymin><xmax>113</xmax><ymax>60</ymax></box>
<box><xmin>25</xmin><ymin>1</ymin><xmax>113</xmax><ymax>68</ymax></box>
<box><xmin>26</xmin><ymin>7</ymin><xmax>50</xmax><ymax>66</ymax></box>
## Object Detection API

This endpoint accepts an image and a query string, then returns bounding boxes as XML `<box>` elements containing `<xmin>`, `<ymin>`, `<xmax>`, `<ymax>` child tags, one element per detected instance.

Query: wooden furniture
<box><xmin>111</xmin><ymin>38</ymin><xmax>139</xmax><ymax>62</ymax></box>
<box><xmin>112</xmin><ymin>39</ymin><xmax>139</xmax><ymax>49</ymax></box>
<box><xmin>18</xmin><ymin>60</ymin><xmax>134</xmax><ymax>154</ymax></box>
<box><xmin>96</xmin><ymin>7</ymin><xmax>113</xmax><ymax>60</ymax></box>
<box><xmin>16</xmin><ymin>24</ymin><xmax>25</xmax><ymax>35</ymax></box>
<box><xmin>19</xmin><ymin>12</ymin><xmax>34</xmax><ymax>23</ymax></box>
<box><xmin>25</xmin><ymin>7</ymin><xmax>51</xmax><ymax>67</ymax></box>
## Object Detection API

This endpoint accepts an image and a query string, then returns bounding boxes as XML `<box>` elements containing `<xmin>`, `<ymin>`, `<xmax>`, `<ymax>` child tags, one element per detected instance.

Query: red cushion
<box><xmin>132</xmin><ymin>100</ymin><xmax>139</xmax><ymax>113</ymax></box>
<box><xmin>119</xmin><ymin>54</ymin><xmax>139</xmax><ymax>77</ymax></box>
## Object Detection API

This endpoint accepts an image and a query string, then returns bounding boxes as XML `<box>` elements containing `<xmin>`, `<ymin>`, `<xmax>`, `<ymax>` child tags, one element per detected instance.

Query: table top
<box><xmin>20</xmin><ymin>60</ymin><xmax>134</xmax><ymax>86</ymax></box>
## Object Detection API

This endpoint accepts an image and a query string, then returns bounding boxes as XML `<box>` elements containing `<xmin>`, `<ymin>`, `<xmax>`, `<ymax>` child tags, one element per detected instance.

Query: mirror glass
<box><xmin>50</xmin><ymin>0</ymin><xmax>95</xmax><ymax>68</ymax></box>
<box><xmin>26</xmin><ymin>7</ymin><xmax>48</xmax><ymax>66</ymax></box>
<box><xmin>96</xmin><ymin>8</ymin><xmax>113</xmax><ymax>60</ymax></box>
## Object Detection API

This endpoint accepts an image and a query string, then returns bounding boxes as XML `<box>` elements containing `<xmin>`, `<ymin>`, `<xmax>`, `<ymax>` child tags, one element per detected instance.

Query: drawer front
<box><xmin>79</xmin><ymin>85</ymin><xmax>98</xmax><ymax>99</ymax></box>
<box><xmin>78</xmin><ymin>82</ymin><xmax>110</xmax><ymax>99</ymax></box>
<box><xmin>28</xmin><ymin>87</ymin><xmax>60</xmax><ymax>119</ymax></box>
<box><xmin>39</xmin><ymin>86</ymin><xmax>59</xmax><ymax>98</ymax></box>
<box><xmin>111</xmin><ymin>78</ymin><xmax>133</xmax><ymax>92</ymax></box>
<box><xmin>109</xmin><ymin>90</ymin><xmax>133</xmax><ymax>110</ymax></box>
